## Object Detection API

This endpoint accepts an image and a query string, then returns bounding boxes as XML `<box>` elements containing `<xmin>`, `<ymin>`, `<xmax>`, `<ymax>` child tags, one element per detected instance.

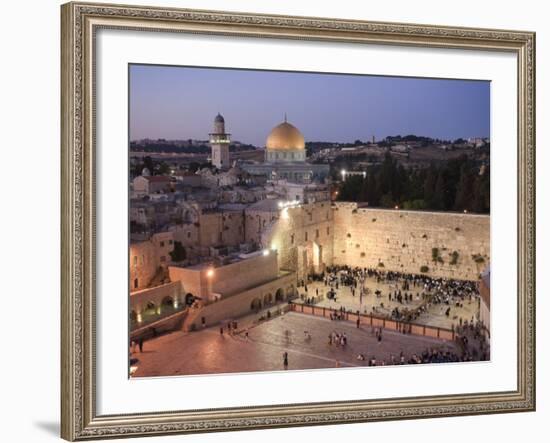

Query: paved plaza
<box><xmin>131</xmin><ymin>312</ymin><xmax>461</xmax><ymax>377</ymax></box>
<box><xmin>298</xmin><ymin>275</ymin><xmax>480</xmax><ymax>330</ymax></box>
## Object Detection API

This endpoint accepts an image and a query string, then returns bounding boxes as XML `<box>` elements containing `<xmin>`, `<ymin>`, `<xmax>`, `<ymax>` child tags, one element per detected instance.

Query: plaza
<box><xmin>131</xmin><ymin>311</ymin><xmax>463</xmax><ymax>377</ymax></box>
<box><xmin>297</xmin><ymin>274</ymin><xmax>480</xmax><ymax>330</ymax></box>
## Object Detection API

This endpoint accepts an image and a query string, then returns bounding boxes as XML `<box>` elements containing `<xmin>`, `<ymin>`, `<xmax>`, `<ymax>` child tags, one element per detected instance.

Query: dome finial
<box><xmin>284</xmin><ymin>112</ymin><xmax>287</xmax><ymax>123</ymax></box>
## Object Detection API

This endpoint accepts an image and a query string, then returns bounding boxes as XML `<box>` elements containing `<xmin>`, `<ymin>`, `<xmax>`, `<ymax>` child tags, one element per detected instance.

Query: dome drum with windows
<box><xmin>265</xmin><ymin>116</ymin><xmax>306</xmax><ymax>163</ymax></box>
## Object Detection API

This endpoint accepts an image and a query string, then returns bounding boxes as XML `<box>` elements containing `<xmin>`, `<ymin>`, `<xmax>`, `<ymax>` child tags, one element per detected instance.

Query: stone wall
<box><xmin>169</xmin><ymin>251</ymin><xmax>280</xmax><ymax>300</ymax></box>
<box><xmin>198</xmin><ymin>211</ymin><xmax>245</xmax><ymax>248</ymax></box>
<box><xmin>130</xmin><ymin>281</ymin><xmax>182</xmax><ymax>315</ymax></box>
<box><xmin>332</xmin><ymin>203</ymin><xmax>490</xmax><ymax>280</ymax></box>
<box><xmin>183</xmin><ymin>273</ymin><xmax>296</xmax><ymax>330</ymax></box>
<box><xmin>263</xmin><ymin>202</ymin><xmax>334</xmax><ymax>280</ymax></box>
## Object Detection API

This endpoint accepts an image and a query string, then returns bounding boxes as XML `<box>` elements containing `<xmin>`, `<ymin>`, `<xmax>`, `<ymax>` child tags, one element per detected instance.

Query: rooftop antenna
<box><xmin>284</xmin><ymin>112</ymin><xmax>287</xmax><ymax>123</ymax></box>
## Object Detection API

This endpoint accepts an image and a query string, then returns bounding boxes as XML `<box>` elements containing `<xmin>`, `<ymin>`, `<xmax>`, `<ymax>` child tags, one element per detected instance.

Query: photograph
<box><xmin>128</xmin><ymin>65</ymin><xmax>491</xmax><ymax>378</ymax></box>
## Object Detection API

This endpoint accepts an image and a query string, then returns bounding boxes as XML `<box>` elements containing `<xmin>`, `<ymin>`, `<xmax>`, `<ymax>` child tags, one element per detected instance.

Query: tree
<box><xmin>454</xmin><ymin>164</ymin><xmax>473</xmax><ymax>211</ymax></box>
<box><xmin>169</xmin><ymin>241</ymin><xmax>186</xmax><ymax>262</ymax></box>
<box><xmin>432</xmin><ymin>171</ymin><xmax>446</xmax><ymax>210</ymax></box>
<box><xmin>423</xmin><ymin>164</ymin><xmax>437</xmax><ymax>206</ymax></box>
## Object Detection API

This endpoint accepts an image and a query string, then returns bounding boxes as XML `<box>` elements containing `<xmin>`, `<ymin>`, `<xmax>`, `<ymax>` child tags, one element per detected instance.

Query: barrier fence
<box><xmin>289</xmin><ymin>303</ymin><xmax>455</xmax><ymax>341</ymax></box>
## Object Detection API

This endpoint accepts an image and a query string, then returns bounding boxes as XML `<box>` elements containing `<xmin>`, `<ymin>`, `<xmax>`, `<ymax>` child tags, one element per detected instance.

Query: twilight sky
<box><xmin>129</xmin><ymin>64</ymin><xmax>490</xmax><ymax>146</ymax></box>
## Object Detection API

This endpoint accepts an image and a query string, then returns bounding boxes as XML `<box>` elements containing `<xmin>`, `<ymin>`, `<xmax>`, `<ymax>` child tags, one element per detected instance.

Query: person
<box><xmin>283</xmin><ymin>351</ymin><xmax>289</xmax><ymax>369</ymax></box>
<box><xmin>219</xmin><ymin>326</ymin><xmax>224</xmax><ymax>335</ymax></box>
<box><xmin>356</xmin><ymin>317</ymin><xmax>360</xmax><ymax>328</ymax></box>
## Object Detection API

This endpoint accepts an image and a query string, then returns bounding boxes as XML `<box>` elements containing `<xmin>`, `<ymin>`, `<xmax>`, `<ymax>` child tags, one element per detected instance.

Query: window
<box><xmin>133</xmin><ymin>256</ymin><xmax>138</xmax><ymax>266</ymax></box>
<box><xmin>187</xmin><ymin>231</ymin><xmax>191</xmax><ymax>239</ymax></box>
<box><xmin>134</xmin><ymin>279</ymin><xmax>138</xmax><ymax>289</ymax></box>
<box><xmin>305</xmin><ymin>231</ymin><xmax>308</xmax><ymax>242</ymax></box>
<box><xmin>309</xmin><ymin>213</ymin><xmax>313</xmax><ymax>222</ymax></box>
<box><xmin>327</xmin><ymin>226</ymin><xmax>330</xmax><ymax>236</ymax></box>
<box><xmin>160</xmin><ymin>241</ymin><xmax>165</xmax><ymax>247</ymax></box>
<box><xmin>168</xmin><ymin>240</ymin><xmax>173</xmax><ymax>245</ymax></box>
<box><xmin>316</xmin><ymin>229</ymin><xmax>319</xmax><ymax>238</ymax></box>
<box><xmin>160</xmin><ymin>256</ymin><xmax>166</xmax><ymax>262</ymax></box>
<box><xmin>291</xmin><ymin>234</ymin><xmax>294</xmax><ymax>245</ymax></box>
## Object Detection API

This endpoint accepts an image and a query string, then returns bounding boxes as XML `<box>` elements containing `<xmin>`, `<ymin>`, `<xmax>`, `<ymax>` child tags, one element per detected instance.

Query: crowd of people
<box><xmin>301</xmin><ymin>265</ymin><xmax>483</xmax><ymax>328</ymax></box>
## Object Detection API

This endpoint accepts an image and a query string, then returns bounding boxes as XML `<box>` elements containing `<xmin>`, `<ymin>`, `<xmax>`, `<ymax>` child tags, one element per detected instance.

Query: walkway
<box><xmin>131</xmin><ymin>312</ymin><xmax>460</xmax><ymax>377</ymax></box>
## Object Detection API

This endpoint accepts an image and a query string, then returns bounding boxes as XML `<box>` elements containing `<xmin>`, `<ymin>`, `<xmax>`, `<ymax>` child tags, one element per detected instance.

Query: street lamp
<box><xmin>206</xmin><ymin>268</ymin><xmax>214</xmax><ymax>278</ymax></box>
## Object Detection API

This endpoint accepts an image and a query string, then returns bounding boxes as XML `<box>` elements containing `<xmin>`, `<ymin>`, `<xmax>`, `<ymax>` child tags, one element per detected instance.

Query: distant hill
<box><xmin>130</xmin><ymin>139</ymin><xmax>258</xmax><ymax>154</ymax></box>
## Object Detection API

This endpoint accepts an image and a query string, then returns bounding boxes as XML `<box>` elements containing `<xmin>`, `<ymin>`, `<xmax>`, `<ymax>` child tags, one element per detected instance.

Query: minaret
<box><xmin>209</xmin><ymin>113</ymin><xmax>231</xmax><ymax>170</ymax></box>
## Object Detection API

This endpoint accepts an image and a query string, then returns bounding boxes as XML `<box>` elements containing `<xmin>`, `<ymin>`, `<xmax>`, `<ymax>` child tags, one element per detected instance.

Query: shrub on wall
<box><xmin>450</xmin><ymin>250</ymin><xmax>459</xmax><ymax>265</ymax></box>
<box><xmin>432</xmin><ymin>247</ymin><xmax>444</xmax><ymax>263</ymax></box>
<box><xmin>420</xmin><ymin>265</ymin><xmax>429</xmax><ymax>273</ymax></box>
<box><xmin>472</xmin><ymin>254</ymin><xmax>485</xmax><ymax>263</ymax></box>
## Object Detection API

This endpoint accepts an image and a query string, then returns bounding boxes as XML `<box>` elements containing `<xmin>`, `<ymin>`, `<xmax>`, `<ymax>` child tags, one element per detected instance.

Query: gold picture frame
<box><xmin>61</xmin><ymin>1</ymin><xmax>536</xmax><ymax>440</ymax></box>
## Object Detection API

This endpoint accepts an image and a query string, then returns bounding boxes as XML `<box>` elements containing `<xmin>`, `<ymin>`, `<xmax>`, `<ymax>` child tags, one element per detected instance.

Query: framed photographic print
<box><xmin>61</xmin><ymin>1</ymin><xmax>536</xmax><ymax>440</ymax></box>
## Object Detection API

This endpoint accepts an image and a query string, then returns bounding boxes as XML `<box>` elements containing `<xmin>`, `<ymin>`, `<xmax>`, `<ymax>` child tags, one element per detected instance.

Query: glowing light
<box><xmin>281</xmin><ymin>208</ymin><xmax>289</xmax><ymax>220</ymax></box>
<box><xmin>263</xmin><ymin>249</ymin><xmax>270</xmax><ymax>256</ymax></box>
<box><xmin>464</xmin><ymin>209</ymin><xmax>468</xmax><ymax>214</ymax></box>
<box><xmin>395</xmin><ymin>205</ymin><xmax>399</xmax><ymax>210</ymax></box>
<box><xmin>271</xmin><ymin>243</ymin><xmax>277</xmax><ymax>251</ymax></box>
<box><xmin>206</xmin><ymin>268</ymin><xmax>214</xmax><ymax>278</ymax></box>
<box><xmin>341</xmin><ymin>169</ymin><xmax>347</xmax><ymax>175</ymax></box>
<box><xmin>137</xmin><ymin>312</ymin><xmax>143</xmax><ymax>323</ymax></box>
<box><xmin>278</xmin><ymin>200</ymin><xmax>300</xmax><ymax>211</ymax></box>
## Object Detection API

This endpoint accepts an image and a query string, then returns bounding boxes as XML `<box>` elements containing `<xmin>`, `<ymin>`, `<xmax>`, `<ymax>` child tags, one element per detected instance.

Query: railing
<box><xmin>289</xmin><ymin>303</ymin><xmax>456</xmax><ymax>341</ymax></box>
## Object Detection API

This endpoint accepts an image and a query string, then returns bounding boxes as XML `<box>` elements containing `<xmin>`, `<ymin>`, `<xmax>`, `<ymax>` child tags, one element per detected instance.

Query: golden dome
<box><xmin>266</xmin><ymin>121</ymin><xmax>305</xmax><ymax>151</ymax></box>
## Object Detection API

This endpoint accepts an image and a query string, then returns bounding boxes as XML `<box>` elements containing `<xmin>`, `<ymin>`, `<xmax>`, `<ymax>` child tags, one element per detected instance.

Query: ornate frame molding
<box><xmin>61</xmin><ymin>2</ymin><xmax>535</xmax><ymax>440</ymax></box>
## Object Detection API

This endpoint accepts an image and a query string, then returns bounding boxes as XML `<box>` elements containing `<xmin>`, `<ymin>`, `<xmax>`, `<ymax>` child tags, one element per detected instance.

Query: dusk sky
<box><xmin>129</xmin><ymin>64</ymin><xmax>490</xmax><ymax>146</ymax></box>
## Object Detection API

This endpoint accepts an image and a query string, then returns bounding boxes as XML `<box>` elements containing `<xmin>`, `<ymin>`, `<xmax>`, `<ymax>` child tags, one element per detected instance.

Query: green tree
<box><xmin>169</xmin><ymin>241</ymin><xmax>186</xmax><ymax>262</ymax></box>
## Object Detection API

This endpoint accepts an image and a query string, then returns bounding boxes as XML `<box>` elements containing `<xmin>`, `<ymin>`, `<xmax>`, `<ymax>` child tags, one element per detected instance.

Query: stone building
<box><xmin>132</xmin><ymin>175</ymin><xmax>172</xmax><ymax>196</ymax></box>
<box><xmin>251</xmin><ymin>200</ymin><xmax>334</xmax><ymax>281</ymax></box>
<box><xmin>130</xmin><ymin>231</ymin><xmax>175</xmax><ymax>291</ymax></box>
<box><xmin>241</xmin><ymin>117</ymin><xmax>330</xmax><ymax>183</ymax></box>
<box><xmin>209</xmin><ymin>113</ymin><xmax>231</xmax><ymax>170</ymax></box>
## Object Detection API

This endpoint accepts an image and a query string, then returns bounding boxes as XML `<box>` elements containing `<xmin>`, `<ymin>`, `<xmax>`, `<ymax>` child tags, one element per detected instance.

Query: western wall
<box><xmin>332</xmin><ymin>203</ymin><xmax>490</xmax><ymax>281</ymax></box>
